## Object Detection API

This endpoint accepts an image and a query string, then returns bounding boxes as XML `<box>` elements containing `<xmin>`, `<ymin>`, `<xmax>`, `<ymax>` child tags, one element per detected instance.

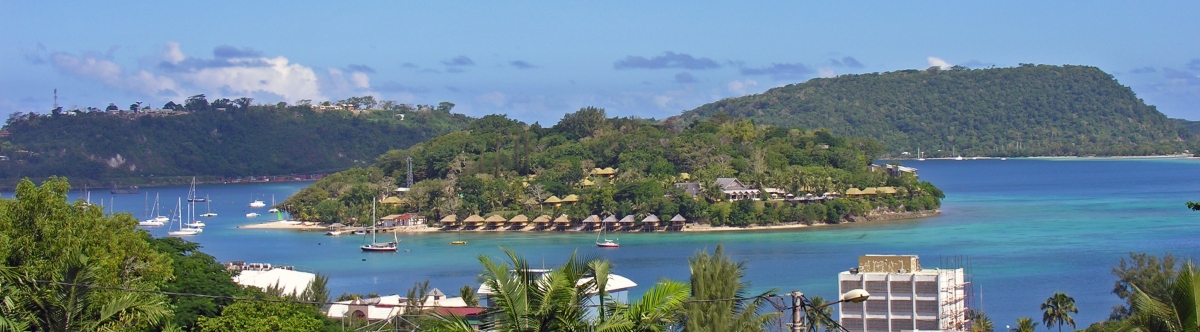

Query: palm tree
<box><xmin>684</xmin><ymin>244</ymin><xmax>779</xmax><ymax>332</ymax></box>
<box><xmin>1120</xmin><ymin>262</ymin><xmax>1199</xmax><ymax>332</ymax></box>
<box><xmin>968</xmin><ymin>309</ymin><xmax>994</xmax><ymax>332</ymax></box>
<box><xmin>805</xmin><ymin>296</ymin><xmax>836</xmax><ymax>332</ymax></box>
<box><xmin>1011</xmin><ymin>317</ymin><xmax>1037</xmax><ymax>332</ymax></box>
<box><xmin>18</xmin><ymin>253</ymin><xmax>170</xmax><ymax>331</ymax></box>
<box><xmin>1041</xmin><ymin>292</ymin><xmax>1078</xmax><ymax>332</ymax></box>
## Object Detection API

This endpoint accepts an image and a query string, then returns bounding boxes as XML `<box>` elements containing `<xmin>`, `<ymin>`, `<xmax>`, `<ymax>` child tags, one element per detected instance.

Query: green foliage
<box><xmin>0</xmin><ymin>177</ymin><xmax>174</xmax><ymax>330</ymax></box>
<box><xmin>968</xmin><ymin>309</ymin><xmax>995</xmax><ymax>332</ymax></box>
<box><xmin>195</xmin><ymin>296</ymin><xmax>334</xmax><ymax>332</ymax></box>
<box><xmin>290</xmin><ymin>107</ymin><xmax>943</xmax><ymax>226</ymax></box>
<box><xmin>684</xmin><ymin>244</ymin><xmax>779</xmax><ymax>332</ymax></box>
<box><xmin>149</xmin><ymin>237</ymin><xmax>241</xmax><ymax>329</ymax></box>
<box><xmin>677</xmin><ymin>65</ymin><xmax>1194</xmax><ymax>157</ymax></box>
<box><xmin>1041</xmin><ymin>292</ymin><xmax>1078</xmax><ymax>332</ymax></box>
<box><xmin>1013</xmin><ymin>317</ymin><xmax>1038</xmax><ymax>332</ymax></box>
<box><xmin>0</xmin><ymin>102</ymin><xmax>471</xmax><ymax>186</ymax></box>
<box><xmin>1110</xmin><ymin>253</ymin><xmax>1180</xmax><ymax>320</ymax></box>
<box><xmin>1120</xmin><ymin>262</ymin><xmax>1200</xmax><ymax>332</ymax></box>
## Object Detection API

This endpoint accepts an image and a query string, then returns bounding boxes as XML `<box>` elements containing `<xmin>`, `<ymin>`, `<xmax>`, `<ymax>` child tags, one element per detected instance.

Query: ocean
<box><xmin>25</xmin><ymin>157</ymin><xmax>1200</xmax><ymax>326</ymax></box>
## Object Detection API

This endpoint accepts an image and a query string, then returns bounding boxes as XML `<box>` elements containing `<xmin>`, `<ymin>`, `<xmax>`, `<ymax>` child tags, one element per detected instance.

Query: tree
<box><xmin>12</xmin><ymin>252</ymin><xmax>171</xmax><ymax>331</ymax></box>
<box><xmin>555</xmin><ymin>107</ymin><xmax>607</xmax><ymax>140</ymax></box>
<box><xmin>471</xmin><ymin>248</ymin><xmax>594</xmax><ymax>331</ymax></box>
<box><xmin>1110</xmin><ymin>253</ymin><xmax>1179</xmax><ymax>320</ymax></box>
<box><xmin>1119</xmin><ymin>262</ymin><xmax>1200</xmax><ymax>332</ymax></box>
<box><xmin>163</xmin><ymin>101</ymin><xmax>179</xmax><ymax>110</ymax></box>
<box><xmin>105</xmin><ymin>103</ymin><xmax>119</xmax><ymax>111</ymax></box>
<box><xmin>185</xmin><ymin>94</ymin><xmax>209</xmax><ymax>111</ymax></box>
<box><xmin>233</xmin><ymin>97</ymin><xmax>254</xmax><ymax>110</ymax></box>
<box><xmin>458</xmin><ymin>285</ymin><xmax>478</xmax><ymax>307</ymax></box>
<box><xmin>437</xmin><ymin>101</ymin><xmax>455</xmax><ymax>113</ymax></box>
<box><xmin>684</xmin><ymin>244</ymin><xmax>778</xmax><ymax>332</ymax></box>
<box><xmin>968</xmin><ymin>309</ymin><xmax>994</xmax><ymax>332</ymax></box>
<box><xmin>149</xmin><ymin>237</ymin><xmax>241</xmax><ymax>329</ymax></box>
<box><xmin>195</xmin><ymin>298</ymin><xmax>333</xmax><ymax>332</ymax></box>
<box><xmin>1041</xmin><ymin>292</ymin><xmax>1078</xmax><ymax>332</ymax></box>
<box><xmin>805</xmin><ymin>296</ymin><xmax>836</xmax><ymax>332</ymax></box>
<box><xmin>1011</xmin><ymin>317</ymin><xmax>1037</xmax><ymax>332</ymax></box>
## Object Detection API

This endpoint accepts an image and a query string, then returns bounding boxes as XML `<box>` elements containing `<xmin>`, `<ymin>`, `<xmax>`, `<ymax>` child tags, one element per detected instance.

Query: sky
<box><xmin>2</xmin><ymin>1</ymin><xmax>1199</xmax><ymax>124</ymax></box>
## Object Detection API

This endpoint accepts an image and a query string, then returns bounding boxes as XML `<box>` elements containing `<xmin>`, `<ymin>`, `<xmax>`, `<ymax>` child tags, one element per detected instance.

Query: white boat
<box><xmin>267</xmin><ymin>195</ymin><xmax>279</xmax><ymax>213</ymax></box>
<box><xmin>1001</xmin><ymin>157</ymin><xmax>1008</xmax><ymax>161</ymax></box>
<box><xmin>246</xmin><ymin>212</ymin><xmax>260</xmax><ymax>218</ymax></box>
<box><xmin>917</xmin><ymin>147</ymin><xmax>926</xmax><ymax>161</ymax></box>
<box><xmin>595</xmin><ymin>217</ymin><xmax>619</xmax><ymax>248</ymax></box>
<box><xmin>199</xmin><ymin>195</ymin><xmax>217</xmax><ymax>217</ymax></box>
<box><xmin>361</xmin><ymin>201</ymin><xmax>398</xmax><ymax>252</ymax></box>
<box><xmin>168</xmin><ymin>198</ymin><xmax>201</xmax><ymax>236</ymax></box>
<box><xmin>139</xmin><ymin>193</ymin><xmax>166</xmax><ymax>226</ymax></box>
<box><xmin>954</xmin><ymin>156</ymin><xmax>964</xmax><ymax>161</ymax></box>
<box><xmin>249</xmin><ymin>199</ymin><xmax>266</xmax><ymax>208</ymax></box>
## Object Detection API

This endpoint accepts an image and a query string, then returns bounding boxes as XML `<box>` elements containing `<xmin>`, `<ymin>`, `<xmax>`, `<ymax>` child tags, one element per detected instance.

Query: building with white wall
<box><xmin>838</xmin><ymin>255</ymin><xmax>969</xmax><ymax>332</ymax></box>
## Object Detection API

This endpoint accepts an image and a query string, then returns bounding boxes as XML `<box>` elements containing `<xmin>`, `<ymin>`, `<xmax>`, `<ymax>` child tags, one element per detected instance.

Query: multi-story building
<box><xmin>838</xmin><ymin>255</ymin><xmax>969</xmax><ymax>332</ymax></box>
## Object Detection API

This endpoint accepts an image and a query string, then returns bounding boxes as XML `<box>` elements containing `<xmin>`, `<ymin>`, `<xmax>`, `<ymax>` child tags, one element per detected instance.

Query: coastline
<box><xmin>680</xmin><ymin>209</ymin><xmax>940</xmax><ymax>233</ymax></box>
<box><xmin>892</xmin><ymin>153</ymin><xmax>1193</xmax><ymax>161</ymax></box>
<box><xmin>244</xmin><ymin>209</ymin><xmax>941</xmax><ymax>234</ymax></box>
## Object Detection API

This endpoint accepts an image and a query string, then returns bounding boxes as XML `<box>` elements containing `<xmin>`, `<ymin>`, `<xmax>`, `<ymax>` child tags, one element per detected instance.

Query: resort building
<box><xmin>326</xmin><ymin>288</ymin><xmax>477</xmax><ymax>322</ymax></box>
<box><xmin>380</xmin><ymin>213</ymin><xmax>425</xmax><ymax>227</ymax></box>
<box><xmin>714</xmin><ymin>178</ymin><xmax>759</xmax><ymax>201</ymax></box>
<box><xmin>838</xmin><ymin>255</ymin><xmax>969</xmax><ymax>332</ymax></box>
<box><xmin>674</xmin><ymin>182</ymin><xmax>702</xmax><ymax>197</ymax></box>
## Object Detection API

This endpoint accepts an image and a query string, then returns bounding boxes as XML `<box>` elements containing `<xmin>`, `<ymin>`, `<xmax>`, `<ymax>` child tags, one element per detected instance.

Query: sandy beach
<box><xmin>238</xmin><ymin>221</ymin><xmax>326</xmax><ymax>230</ymax></box>
<box><xmin>680</xmin><ymin>210</ymin><xmax>940</xmax><ymax>232</ymax></box>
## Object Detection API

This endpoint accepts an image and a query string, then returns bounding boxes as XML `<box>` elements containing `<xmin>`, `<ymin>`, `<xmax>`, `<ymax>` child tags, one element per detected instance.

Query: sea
<box><xmin>12</xmin><ymin>157</ymin><xmax>1200</xmax><ymax>327</ymax></box>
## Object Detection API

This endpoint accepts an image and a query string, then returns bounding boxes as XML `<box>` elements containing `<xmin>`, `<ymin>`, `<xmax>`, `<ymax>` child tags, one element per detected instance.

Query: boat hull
<box><xmin>360</xmin><ymin>245</ymin><xmax>398</xmax><ymax>252</ymax></box>
<box><xmin>596</xmin><ymin>242</ymin><xmax>620</xmax><ymax>248</ymax></box>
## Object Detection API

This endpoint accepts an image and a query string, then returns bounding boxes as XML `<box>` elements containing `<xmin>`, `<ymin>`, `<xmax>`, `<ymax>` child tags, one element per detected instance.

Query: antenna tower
<box><xmin>53</xmin><ymin>89</ymin><xmax>58</xmax><ymax>110</ymax></box>
<box><xmin>406</xmin><ymin>156</ymin><xmax>414</xmax><ymax>188</ymax></box>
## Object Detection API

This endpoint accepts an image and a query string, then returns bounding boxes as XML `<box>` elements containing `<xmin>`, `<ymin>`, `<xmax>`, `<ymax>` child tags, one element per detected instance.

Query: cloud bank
<box><xmin>614</xmin><ymin>52</ymin><xmax>720</xmax><ymax>70</ymax></box>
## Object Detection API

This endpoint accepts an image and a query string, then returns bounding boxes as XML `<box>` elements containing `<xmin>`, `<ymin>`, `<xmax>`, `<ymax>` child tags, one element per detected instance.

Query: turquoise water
<box><xmin>27</xmin><ymin>158</ymin><xmax>1200</xmax><ymax>326</ymax></box>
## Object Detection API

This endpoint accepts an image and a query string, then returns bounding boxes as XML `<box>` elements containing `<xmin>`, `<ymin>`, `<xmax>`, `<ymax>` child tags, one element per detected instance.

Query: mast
<box><xmin>371</xmin><ymin>200</ymin><xmax>377</xmax><ymax>244</ymax></box>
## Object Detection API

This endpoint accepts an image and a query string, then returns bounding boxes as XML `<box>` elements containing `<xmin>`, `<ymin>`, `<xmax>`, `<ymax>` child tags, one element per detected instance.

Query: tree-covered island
<box><xmin>281</xmin><ymin>107</ymin><xmax>943</xmax><ymax>229</ymax></box>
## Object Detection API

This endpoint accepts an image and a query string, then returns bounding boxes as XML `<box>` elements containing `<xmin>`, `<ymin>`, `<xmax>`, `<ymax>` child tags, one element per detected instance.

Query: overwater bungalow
<box><xmin>463</xmin><ymin>214</ymin><xmax>485</xmax><ymax>229</ymax></box>
<box><xmin>602</xmin><ymin>215</ymin><xmax>619</xmax><ymax>230</ymax></box>
<box><xmin>532</xmin><ymin>215</ymin><xmax>552</xmax><ymax>230</ymax></box>
<box><xmin>485</xmin><ymin>215</ymin><xmax>507</xmax><ymax>228</ymax></box>
<box><xmin>641</xmin><ymin>215</ymin><xmax>660</xmax><ymax>232</ymax></box>
<box><xmin>618</xmin><ymin>215</ymin><xmax>636</xmax><ymax>230</ymax></box>
<box><xmin>552</xmin><ymin>214</ymin><xmax>571</xmax><ymax>230</ymax></box>
<box><xmin>669</xmin><ymin>214</ymin><xmax>687</xmax><ymax>231</ymax></box>
<box><xmin>582</xmin><ymin>215</ymin><xmax>601</xmax><ymax>230</ymax></box>
<box><xmin>508</xmin><ymin>215</ymin><xmax>529</xmax><ymax>230</ymax></box>
<box><xmin>440</xmin><ymin>215</ymin><xmax>459</xmax><ymax>229</ymax></box>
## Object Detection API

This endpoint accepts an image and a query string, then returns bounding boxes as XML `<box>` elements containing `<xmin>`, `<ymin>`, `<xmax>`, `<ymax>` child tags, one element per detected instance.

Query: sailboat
<box><xmin>168</xmin><ymin>198</ymin><xmax>201</xmax><ymax>236</ymax></box>
<box><xmin>361</xmin><ymin>201</ymin><xmax>398</xmax><ymax>252</ymax></box>
<box><xmin>917</xmin><ymin>147</ymin><xmax>926</xmax><ymax>161</ymax></box>
<box><xmin>267</xmin><ymin>195</ymin><xmax>279</xmax><ymax>213</ymax></box>
<box><xmin>199</xmin><ymin>195</ymin><xmax>217</xmax><ymax>217</ymax></box>
<box><xmin>186</xmin><ymin>177</ymin><xmax>206</xmax><ymax>202</ymax></box>
<box><xmin>185</xmin><ymin>196</ymin><xmax>205</xmax><ymax>228</ymax></box>
<box><xmin>139</xmin><ymin>193</ymin><xmax>167</xmax><ymax>226</ymax></box>
<box><xmin>596</xmin><ymin>216</ymin><xmax>619</xmax><ymax>248</ymax></box>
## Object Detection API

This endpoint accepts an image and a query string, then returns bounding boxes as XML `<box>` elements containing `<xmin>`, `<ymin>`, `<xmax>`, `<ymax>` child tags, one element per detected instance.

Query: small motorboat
<box><xmin>451</xmin><ymin>240</ymin><xmax>468</xmax><ymax>245</ymax></box>
<box><xmin>246</xmin><ymin>212</ymin><xmax>260</xmax><ymax>218</ymax></box>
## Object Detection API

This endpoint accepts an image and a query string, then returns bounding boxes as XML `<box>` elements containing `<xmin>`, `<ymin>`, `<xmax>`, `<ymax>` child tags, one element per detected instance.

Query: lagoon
<box><xmin>36</xmin><ymin>158</ymin><xmax>1200</xmax><ymax>326</ymax></box>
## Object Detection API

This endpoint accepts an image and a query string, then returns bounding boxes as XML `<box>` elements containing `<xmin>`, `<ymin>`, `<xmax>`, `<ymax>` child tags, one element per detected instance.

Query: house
<box><xmin>761</xmin><ymin>187</ymin><xmax>788</xmax><ymax>200</ymax></box>
<box><xmin>380</xmin><ymin>213</ymin><xmax>425</xmax><ymax>227</ymax></box>
<box><xmin>674</xmin><ymin>182</ymin><xmax>702</xmax><ymax>197</ymax></box>
<box><xmin>478</xmin><ymin>269</ymin><xmax>637</xmax><ymax>318</ymax></box>
<box><xmin>714</xmin><ymin>178</ymin><xmax>759</xmax><ymax>201</ymax></box>
<box><xmin>870</xmin><ymin>164</ymin><xmax>919</xmax><ymax>178</ymax></box>
<box><xmin>327</xmin><ymin>288</ymin><xmax>475</xmax><ymax>322</ymax></box>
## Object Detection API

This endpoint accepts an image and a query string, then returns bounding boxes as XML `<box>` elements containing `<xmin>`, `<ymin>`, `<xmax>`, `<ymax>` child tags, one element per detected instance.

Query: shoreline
<box><xmin>889</xmin><ymin>153</ymin><xmax>1193</xmax><ymax>161</ymax></box>
<box><xmin>241</xmin><ymin>209</ymin><xmax>941</xmax><ymax>234</ymax></box>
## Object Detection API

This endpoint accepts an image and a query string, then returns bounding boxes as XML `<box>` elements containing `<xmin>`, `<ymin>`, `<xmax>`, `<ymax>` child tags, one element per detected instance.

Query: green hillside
<box><xmin>674</xmin><ymin>64</ymin><xmax>1194</xmax><ymax>157</ymax></box>
<box><xmin>0</xmin><ymin>104</ymin><xmax>471</xmax><ymax>187</ymax></box>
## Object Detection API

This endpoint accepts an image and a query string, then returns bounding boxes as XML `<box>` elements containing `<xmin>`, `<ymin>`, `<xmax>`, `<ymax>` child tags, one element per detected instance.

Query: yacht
<box><xmin>360</xmin><ymin>201</ymin><xmax>399</xmax><ymax>252</ymax></box>
<box><xmin>168</xmin><ymin>198</ymin><xmax>201</xmax><ymax>236</ymax></box>
<box><xmin>249</xmin><ymin>199</ymin><xmax>266</xmax><ymax>208</ymax></box>
<box><xmin>246</xmin><ymin>212</ymin><xmax>260</xmax><ymax>218</ymax></box>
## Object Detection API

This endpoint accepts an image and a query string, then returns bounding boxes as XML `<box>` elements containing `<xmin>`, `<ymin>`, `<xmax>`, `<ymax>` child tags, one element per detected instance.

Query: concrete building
<box><xmin>838</xmin><ymin>255</ymin><xmax>969</xmax><ymax>332</ymax></box>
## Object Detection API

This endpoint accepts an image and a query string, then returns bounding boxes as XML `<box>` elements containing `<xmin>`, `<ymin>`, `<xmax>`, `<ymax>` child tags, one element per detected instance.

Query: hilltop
<box><xmin>0</xmin><ymin>98</ymin><xmax>472</xmax><ymax>187</ymax></box>
<box><xmin>673</xmin><ymin>64</ymin><xmax>1194</xmax><ymax>157</ymax></box>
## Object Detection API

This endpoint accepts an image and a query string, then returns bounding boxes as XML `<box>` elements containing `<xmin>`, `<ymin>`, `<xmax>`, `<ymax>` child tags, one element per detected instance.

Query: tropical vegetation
<box><xmin>282</xmin><ymin>107</ymin><xmax>943</xmax><ymax>227</ymax></box>
<box><xmin>0</xmin><ymin>96</ymin><xmax>471</xmax><ymax>188</ymax></box>
<box><xmin>0</xmin><ymin>177</ymin><xmax>338</xmax><ymax>331</ymax></box>
<box><xmin>675</xmin><ymin>64</ymin><xmax>1196</xmax><ymax>157</ymax></box>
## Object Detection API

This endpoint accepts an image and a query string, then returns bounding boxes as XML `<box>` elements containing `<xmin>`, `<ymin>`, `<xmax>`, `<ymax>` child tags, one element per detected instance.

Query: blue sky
<box><xmin>3</xmin><ymin>1</ymin><xmax>1199</xmax><ymax>124</ymax></box>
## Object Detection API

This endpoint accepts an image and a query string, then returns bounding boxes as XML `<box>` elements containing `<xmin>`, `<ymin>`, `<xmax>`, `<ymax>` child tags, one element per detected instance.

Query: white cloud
<box><xmin>349</xmin><ymin>72</ymin><xmax>370</xmax><ymax>89</ymax></box>
<box><xmin>927</xmin><ymin>56</ymin><xmax>952</xmax><ymax>70</ymax></box>
<box><xmin>47</xmin><ymin>42</ymin><xmax>332</xmax><ymax>104</ymax></box>
<box><xmin>818</xmin><ymin>67</ymin><xmax>835</xmax><ymax>78</ymax></box>
<box><xmin>49</xmin><ymin>53</ymin><xmax>179</xmax><ymax>97</ymax></box>
<box><xmin>727</xmin><ymin>79</ymin><xmax>758</xmax><ymax>95</ymax></box>
<box><xmin>476</xmin><ymin>92</ymin><xmax>507</xmax><ymax>107</ymax></box>
<box><xmin>161</xmin><ymin>42</ymin><xmax>185</xmax><ymax>64</ymax></box>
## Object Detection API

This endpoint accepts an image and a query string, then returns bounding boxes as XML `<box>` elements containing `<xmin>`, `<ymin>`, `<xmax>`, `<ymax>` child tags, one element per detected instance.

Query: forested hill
<box><xmin>0</xmin><ymin>105</ymin><xmax>471</xmax><ymax>187</ymax></box>
<box><xmin>674</xmin><ymin>64</ymin><xmax>1194</xmax><ymax>157</ymax></box>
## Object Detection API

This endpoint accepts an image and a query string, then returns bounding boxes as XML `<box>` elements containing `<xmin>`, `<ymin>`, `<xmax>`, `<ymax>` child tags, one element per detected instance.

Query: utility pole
<box><xmin>790</xmin><ymin>290</ymin><xmax>805</xmax><ymax>332</ymax></box>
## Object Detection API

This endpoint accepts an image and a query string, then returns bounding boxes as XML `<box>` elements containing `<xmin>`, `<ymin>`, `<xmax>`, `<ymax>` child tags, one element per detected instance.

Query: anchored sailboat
<box><xmin>199</xmin><ymin>195</ymin><xmax>217</xmax><ymax>217</ymax></box>
<box><xmin>168</xmin><ymin>198</ymin><xmax>201</xmax><ymax>236</ymax></box>
<box><xmin>361</xmin><ymin>201</ymin><xmax>398</xmax><ymax>252</ymax></box>
<box><xmin>596</xmin><ymin>216</ymin><xmax>619</xmax><ymax>248</ymax></box>
<box><xmin>139</xmin><ymin>193</ymin><xmax>167</xmax><ymax>226</ymax></box>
